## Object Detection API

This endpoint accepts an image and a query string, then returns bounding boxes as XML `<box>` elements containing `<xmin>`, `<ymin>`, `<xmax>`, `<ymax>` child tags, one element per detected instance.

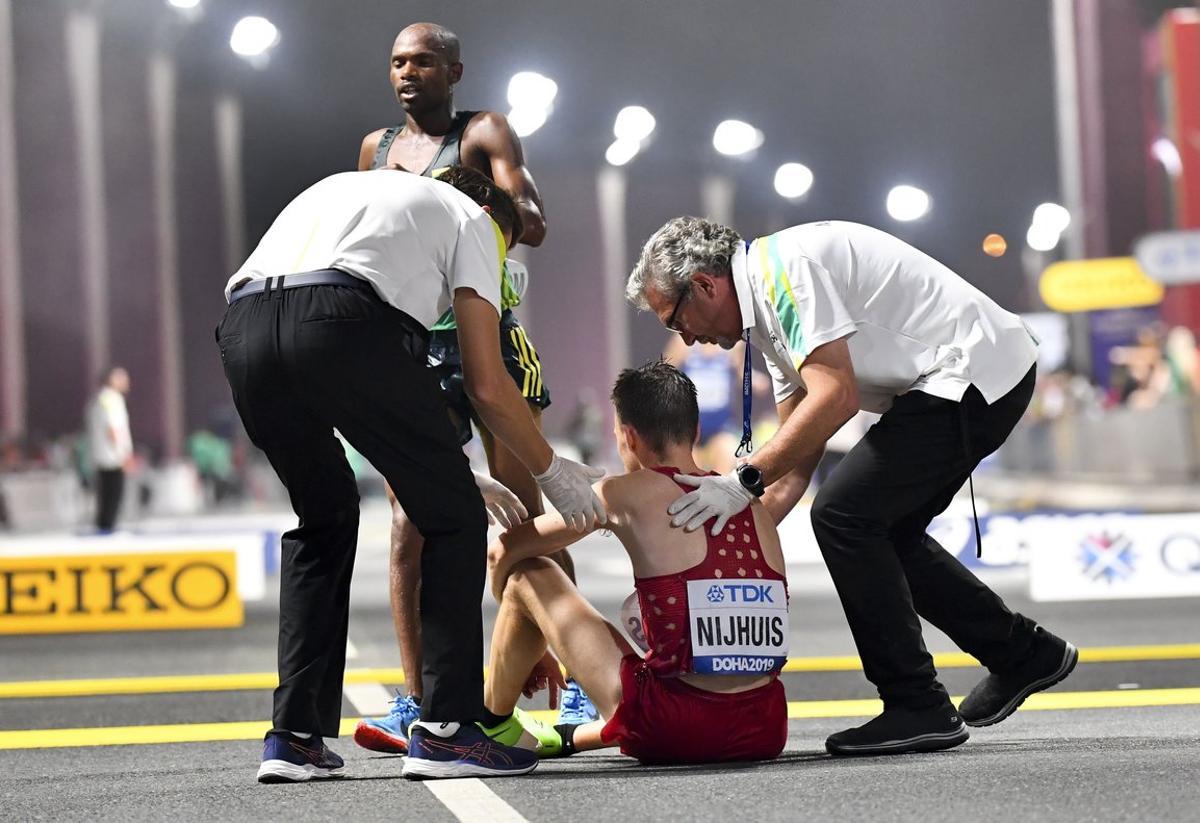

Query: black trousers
<box><xmin>95</xmin><ymin>468</ymin><xmax>125</xmax><ymax>531</ymax></box>
<box><xmin>216</xmin><ymin>283</ymin><xmax>488</xmax><ymax>736</ymax></box>
<box><xmin>810</xmin><ymin>366</ymin><xmax>1039</xmax><ymax>710</ymax></box>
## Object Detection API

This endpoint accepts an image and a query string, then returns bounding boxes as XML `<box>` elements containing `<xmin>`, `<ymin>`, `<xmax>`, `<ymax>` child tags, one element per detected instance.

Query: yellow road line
<box><xmin>2</xmin><ymin>688</ymin><xmax>1198</xmax><ymax>751</ymax></box>
<box><xmin>782</xmin><ymin>642</ymin><xmax>1200</xmax><ymax>672</ymax></box>
<box><xmin>775</xmin><ymin>686</ymin><xmax>1200</xmax><ymax>719</ymax></box>
<box><xmin>0</xmin><ymin>668</ymin><xmax>407</xmax><ymax>700</ymax></box>
<box><xmin>2</xmin><ymin>643</ymin><xmax>1198</xmax><ymax>700</ymax></box>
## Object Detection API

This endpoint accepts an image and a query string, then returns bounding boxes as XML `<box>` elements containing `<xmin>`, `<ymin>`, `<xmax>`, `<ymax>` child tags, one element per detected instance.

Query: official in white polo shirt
<box><xmin>626</xmin><ymin>217</ymin><xmax>1077</xmax><ymax>757</ymax></box>
<box><xmin>218</xmin><ymin>165</ymin><xmax>604</xmax><ymax>783</ymax></box>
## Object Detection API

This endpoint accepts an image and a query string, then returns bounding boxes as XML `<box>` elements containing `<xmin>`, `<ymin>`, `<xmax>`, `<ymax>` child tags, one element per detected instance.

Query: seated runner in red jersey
<box><xmin>480</xmin><ymin>361</ymin><xmax>789</xmax><ymax>765</ymax></box>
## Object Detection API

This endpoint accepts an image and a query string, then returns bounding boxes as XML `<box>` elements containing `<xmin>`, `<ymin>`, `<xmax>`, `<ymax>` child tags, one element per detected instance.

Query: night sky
<box><xmin>6</xmin><ymin>0</ymin><xmax>1073</xmax><ymax>442</ymax></box>
<box><xmin>181</xmin><ymin>0</ymin><xmax>1063</xmax><ymax>309</ymax></box>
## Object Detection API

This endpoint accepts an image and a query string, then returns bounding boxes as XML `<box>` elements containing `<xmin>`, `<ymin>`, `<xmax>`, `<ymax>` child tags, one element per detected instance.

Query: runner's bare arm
<box><xmin>357</xmin><ymin>129</ymin><xmax>388</xmax><ymax>171</ymax></box>
<box><xmin>488</xmin><ymin>476</ymin><xmax>631</xmax><ymax>599</ymax></box>
<box><xmin>469</xmin><ymin>111</ymin><xmax>546</xmax><ymax>246</ymax></box>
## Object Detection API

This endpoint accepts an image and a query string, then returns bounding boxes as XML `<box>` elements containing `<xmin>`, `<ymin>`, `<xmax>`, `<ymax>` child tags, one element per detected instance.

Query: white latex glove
<box><xmin>472</xmin><ymin>469</ymin><xmax>528</xmax><ymax>530</ymax></box>
<box><xmin>533</xmin><ymin>453</ymin><xmax>607</xmax><ymax>532</ymax></box>
<box><xmin>667</xmin><ymin>471</ymin><xmax>754</xmax><ymax>536</ymax></box>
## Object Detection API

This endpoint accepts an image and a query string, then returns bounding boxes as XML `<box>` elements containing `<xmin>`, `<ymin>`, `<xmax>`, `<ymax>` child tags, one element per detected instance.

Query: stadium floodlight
<box><xmin>508</xmin><ymin>106</ymin><xmax>548</xmax><ymax>138</ymax></box>
<box><xmin>230</xmin><ymin>16</ymin><xmax>279</xmax><ymax>58</ymax></box>
<box><xmin>605</xmin><ymin>138</ymin><xmax>640</xmax><ymax>167</ymax></box>
<box><xmin>166</xmin><ymin>0</ymin><xmax>201</xmax><ymax>8</ymax></box>
<box><xmin>506</xmin><ymin>72</ymin><xmax>557</xmax><ymax>138</ymax></box>
<box><xmin>507</xmin><ymin>72</ymin><xmax>558</xmax><ymax>112</ymax></box>
<box><xmin>886</xmin><ymin>185</ymin><xmax>930</xmax><ymax>221</ymax></box>
<box><xmin>614</xmin><ymin>106</ymin><xmax>656</xmax><ymax>143</ymax></box>
<box><xmin>1032</xmin><ymin>202</ymin><xmax>1071</xmax><ymax>234</ymax></box>
<box><xmin>1026</xmin><ymin>222</ymin><xmax>1061</xmax><ymax>252</ymax></box>
<box><xmin>712</xmin><ymin>119</ymin><xmax>763</xmax><ymax>157</ymax></box>
<box><xmin>774</xmin><ymin>163</ymin><xmax>813</xmax><ymax>199</ymax></box>
<box><xmin>1151</xmin><ymin>137</ymin><xmax>1183</xmax><ymax>178</ymax></box>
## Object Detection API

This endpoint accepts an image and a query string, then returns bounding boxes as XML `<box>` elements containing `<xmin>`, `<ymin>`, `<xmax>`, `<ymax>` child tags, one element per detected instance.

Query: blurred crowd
<box><xmin>1030</xmin><ymin>323</ymin><xmax>1200</xmax><ymax>422</ymax></box>
<box><xmin>5</xmin><ymin>322</ymin><xmax>1200</xmax><ymax>532</ymax></box>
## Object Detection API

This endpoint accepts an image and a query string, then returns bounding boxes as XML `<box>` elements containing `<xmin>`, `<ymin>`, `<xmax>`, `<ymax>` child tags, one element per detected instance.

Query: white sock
<box><xmin>283</xmin><ymin>730</ymin><xmax>313</xmax><ymax>739</ymax></box>
<box><xmin>411</xmin><ymin>721</ymin><xmax>459</xmax><ymax>737</ymax></box>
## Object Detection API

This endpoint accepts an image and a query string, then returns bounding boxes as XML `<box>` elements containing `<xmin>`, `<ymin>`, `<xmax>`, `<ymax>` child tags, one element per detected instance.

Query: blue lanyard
<box><xmin>735</xmin><ymin>328</ymin><xmax>753</xmax><ymax>457</ymax></box>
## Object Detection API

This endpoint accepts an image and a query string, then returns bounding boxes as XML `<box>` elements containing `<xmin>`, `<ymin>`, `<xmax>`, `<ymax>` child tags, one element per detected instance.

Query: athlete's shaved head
<box><xmin>395</xmin><ymin>23</ymin><xmax>460</xmax><ymax>64</ymax></box>
<box><xmin>391</xmin><ymin>23</ymin><xmax>463</xmax><ymax>114</ymax></box>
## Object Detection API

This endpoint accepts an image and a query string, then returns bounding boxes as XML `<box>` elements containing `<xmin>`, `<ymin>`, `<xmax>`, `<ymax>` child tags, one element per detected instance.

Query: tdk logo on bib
<box><xmin>687</xmin><ymin>578</ymin><xmax>788</xmax><ymax>675</ymax></box>
<box><xmin>705</xmin><ymin>583</ymin><xmax>777</xmax><ymax>604</ymax></box>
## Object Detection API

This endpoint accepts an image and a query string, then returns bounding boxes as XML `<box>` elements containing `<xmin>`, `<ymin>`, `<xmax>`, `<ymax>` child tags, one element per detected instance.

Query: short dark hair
<box><xmin>610</xmin><ymin>360</ymin><xmax>699</xmax><ymax>454</ymax></box>
<box><xmin>435</xmin><ymin>166</ymin><xmax>524</xmax><ymax>243</ymax></box>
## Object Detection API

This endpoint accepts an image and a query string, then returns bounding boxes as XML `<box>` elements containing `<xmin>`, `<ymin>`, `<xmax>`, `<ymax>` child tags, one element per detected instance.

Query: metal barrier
<box><xmin>999</xmin><ymin>398</ymin><xmax>1200</xmax><ymax>482</ymax></box>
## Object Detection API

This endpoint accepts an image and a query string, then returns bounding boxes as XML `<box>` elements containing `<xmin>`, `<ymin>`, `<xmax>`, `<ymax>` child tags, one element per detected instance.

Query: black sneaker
<box><xmin>402</xmin><ymin>721</ymin><xmax>539</xmax><ymax>779</ymax></box>
<box><xmin>826</xmin><ymin>703</ymin><xmax>969</xmax><ymax>756</ymax></box>
<box><xmin>256</xmin><ymin>731</ymin><xmax>345</xmax><ymax>783</ymax></box>
<box><xmin>959</xmin><ymin>626</ymin><xmax>1078</xmax><ymax>727</ymax></box>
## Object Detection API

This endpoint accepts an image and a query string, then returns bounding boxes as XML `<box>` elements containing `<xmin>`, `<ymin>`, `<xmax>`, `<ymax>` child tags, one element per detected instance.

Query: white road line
<box><xmin>423</xmin><ymin>778</ymin><xmax>530</xmax><ymax>823</ymax></box>
<box><xmin>342</xmin><ymin>682</ymin><xmax>394</xmax><ymax>716</ymax></box>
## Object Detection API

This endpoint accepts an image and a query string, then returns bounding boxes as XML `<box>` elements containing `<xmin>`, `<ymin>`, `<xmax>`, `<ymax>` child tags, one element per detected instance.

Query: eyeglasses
<box><xmin>666</xmin><ymin>286</ymin><xmax>691</xmax><ymax>333</ymax></box>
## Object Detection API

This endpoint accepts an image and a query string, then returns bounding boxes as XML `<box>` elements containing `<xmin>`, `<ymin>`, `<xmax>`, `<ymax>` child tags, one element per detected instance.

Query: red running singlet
<box><xmin>634</xmin><ymin>467</ymin><xmax>789</xmax><ymax>678</ymax></box>
<box><xmin>599</xmin><ymin>467</ymin><xmax>790</xmax><ymax>764</ymax></box>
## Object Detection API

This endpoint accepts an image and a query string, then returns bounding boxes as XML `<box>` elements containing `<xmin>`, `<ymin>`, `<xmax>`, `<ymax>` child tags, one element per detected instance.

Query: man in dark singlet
<box><xmin>479</xmin><ymin>362</ymin><xmax>789</xmax><ymax>764</ymax></box>
<box><xmin>353</xmin><ymin>23</ymin><xmax>594</xmax><ymax>754</ymax></box>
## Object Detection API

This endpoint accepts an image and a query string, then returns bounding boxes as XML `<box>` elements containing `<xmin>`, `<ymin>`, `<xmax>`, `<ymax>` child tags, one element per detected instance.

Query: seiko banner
<box><xmin>0</xmin><ymin>550</ymin><xmax>243</xmax><ymax>633</ymax></box>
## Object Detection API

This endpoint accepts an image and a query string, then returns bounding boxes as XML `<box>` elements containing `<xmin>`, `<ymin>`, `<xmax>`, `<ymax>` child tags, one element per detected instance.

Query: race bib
<box><xmin>619</xmin><ymin>591</ymin><xmax>650</xmax><ymax>655</ymax></box>
<box><xmin>686</xmin><ymin>578</ymin><xmax>788</xmax><ymax>675</ymax></box>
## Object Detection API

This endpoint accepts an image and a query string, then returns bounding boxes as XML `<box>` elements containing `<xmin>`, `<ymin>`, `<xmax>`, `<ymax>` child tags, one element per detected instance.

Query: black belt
<box><xmin>228</xmin><ymin>269</ymin><xmax>372</xmax><ymax>303</ymax></box>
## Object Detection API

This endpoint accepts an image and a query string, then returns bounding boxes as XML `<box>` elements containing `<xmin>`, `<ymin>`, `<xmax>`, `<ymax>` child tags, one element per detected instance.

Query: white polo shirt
<box><xmin>87</xmin><ymin>387</ymin><xmax>132</xmax><ymax>470</ymax></box>
<box><xmin>225</xmin><ymin>169</ymin><xmax>506</xmax><ymax>329</ymax></box>
<box><xmin>734</xmin><ymin>221</ymin><xmax>1038</xmax><ymax>413</ymax></box>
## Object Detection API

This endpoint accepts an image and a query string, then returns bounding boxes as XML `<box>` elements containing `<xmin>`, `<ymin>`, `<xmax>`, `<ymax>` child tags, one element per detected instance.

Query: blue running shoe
<box><xmin>256</xmin><ymin>731</ymin><xmax>345</xmax><ymax>783</ymax></box>
<box><xmin>402</xmin><ymin>721</ymin><xmax>539</xmax><ymax>779</ymax></box>
<box><xmin>354</xmin><ymin>693</ymin><xmax>421</xmax><ymax>754</ymax></box>
<box><xmin>558</xmin><ymin>678</ymin><xmax>600</xmax><ymax>725</ymax></box>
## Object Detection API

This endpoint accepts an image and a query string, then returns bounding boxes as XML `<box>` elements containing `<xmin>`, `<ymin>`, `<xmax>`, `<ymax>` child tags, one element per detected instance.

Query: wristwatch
<box><xmin>736</xmin><ymin>463</ymin><xmax>766</xmax><ymax>498</ymax></box>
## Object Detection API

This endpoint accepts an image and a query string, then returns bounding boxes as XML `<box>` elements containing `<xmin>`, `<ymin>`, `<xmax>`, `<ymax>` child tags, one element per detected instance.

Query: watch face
<box><xmin>738</xmin><ymin>464</ymin><xmax>764</xmax><ymax>496</ymax></box>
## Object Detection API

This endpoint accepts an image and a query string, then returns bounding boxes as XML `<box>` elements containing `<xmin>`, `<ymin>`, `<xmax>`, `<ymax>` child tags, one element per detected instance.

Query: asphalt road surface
<box><xmin>3</xmin><ymin>503</ymin><xmax>1199</xmax><ymax>822</ymax></box>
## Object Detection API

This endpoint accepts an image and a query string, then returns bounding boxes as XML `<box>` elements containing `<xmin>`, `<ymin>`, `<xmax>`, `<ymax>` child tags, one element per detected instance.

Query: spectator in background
<box><xmin>1110</xmin><ymin>325</ymin><xmax>1167</xmax><ymax>409</ymax></box>
<box><xmin>1163</xmin><ymin>326</ymin><xmax>1200</xmax><ymax>398</ymax></box>
<box><xmin>664</xmin><ymin>337</ymin><xmax>745</xmax><ymax>474</ymax></box>
<box><xmin>187</xmin><ymin>430</ymin><xmax>238</xmax><ymax>505</ymax></box>
<box><xmin>86</xmin><ymin>367</ymin><xmax>132</xmax><ymax>533</ymax></box>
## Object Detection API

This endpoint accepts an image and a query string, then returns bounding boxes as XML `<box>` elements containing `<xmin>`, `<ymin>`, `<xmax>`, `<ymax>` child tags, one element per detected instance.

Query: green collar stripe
<box><xmin>761</xmin><ymin>234</ymin><xmax>805</xmax><ymax>354</ymax></box>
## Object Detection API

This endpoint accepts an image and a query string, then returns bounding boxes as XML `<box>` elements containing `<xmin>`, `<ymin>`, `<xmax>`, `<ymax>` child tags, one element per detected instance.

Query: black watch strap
<box><xmin>736</xmin><ymin>463</ymin><xmax>765</xmax><ymax>498</ymax></box>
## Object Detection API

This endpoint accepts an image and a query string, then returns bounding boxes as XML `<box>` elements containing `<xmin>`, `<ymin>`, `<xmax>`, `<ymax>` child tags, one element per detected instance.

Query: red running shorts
<box><xmin>600</xmin><ymin>654</ymin><xmax>787</xmax><ymax>764</ymax></box>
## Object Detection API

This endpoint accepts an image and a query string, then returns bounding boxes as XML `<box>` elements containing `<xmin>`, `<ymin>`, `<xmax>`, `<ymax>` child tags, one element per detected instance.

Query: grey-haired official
<box><xmin>626</xmin><ymin>216</ymin><xmax>1077</xmax><ymax>756</ymax></box>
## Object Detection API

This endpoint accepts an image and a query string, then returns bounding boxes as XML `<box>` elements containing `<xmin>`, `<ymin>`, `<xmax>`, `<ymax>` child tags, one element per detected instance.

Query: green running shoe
<box><xmin>478</xmin><ymin>707</ymin><xmax>564</xmax><ymax>757</ymax></box>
